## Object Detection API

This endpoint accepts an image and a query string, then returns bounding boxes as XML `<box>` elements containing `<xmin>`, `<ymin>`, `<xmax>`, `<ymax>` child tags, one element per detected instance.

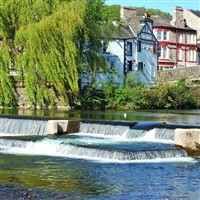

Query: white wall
<box><xmin>137</xmin><ymin>41</ymin><xmax>157</xmax><ymax>84</ymax></box>
<box><xmin>96</xmin><ymin>39</ymin><xmax>125</xmax><ymax>85</ymax></box>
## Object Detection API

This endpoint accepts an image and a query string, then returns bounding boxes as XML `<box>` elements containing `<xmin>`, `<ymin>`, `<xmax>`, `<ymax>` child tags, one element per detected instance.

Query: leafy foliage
<box><xmin>80</xmin><ymin>77</ymin><xmax>199</xmax><ymax>110</ymax></box>
<box><xmin>0</xmin><ymin>0</ymin><xmax>116</xmax><ymax>108</ymax></box>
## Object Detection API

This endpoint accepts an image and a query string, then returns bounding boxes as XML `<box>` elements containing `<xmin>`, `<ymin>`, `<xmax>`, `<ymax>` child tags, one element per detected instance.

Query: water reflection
<box><xmin>0</xmin><ymin>108</ymin><xmax>199</xmax><ymax>124</ymax></box>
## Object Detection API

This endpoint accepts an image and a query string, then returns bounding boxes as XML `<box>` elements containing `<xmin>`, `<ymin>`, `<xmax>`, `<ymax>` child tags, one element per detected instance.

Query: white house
<box><xmin>81</xmin><ymin>7</ymin><xmax>159</xmax><ymax>88</ymax></box>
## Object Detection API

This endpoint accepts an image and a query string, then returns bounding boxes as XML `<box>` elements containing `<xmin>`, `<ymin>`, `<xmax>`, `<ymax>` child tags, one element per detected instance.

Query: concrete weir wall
<box><xmin>175</xmin><ymin>129</ymin><xmax>200</xmax><ymax>155</ymax></box>
<box><xmin>47</xmin><ymin>120</ymin><xmax>80</xmax><ymax>135</ymax></box>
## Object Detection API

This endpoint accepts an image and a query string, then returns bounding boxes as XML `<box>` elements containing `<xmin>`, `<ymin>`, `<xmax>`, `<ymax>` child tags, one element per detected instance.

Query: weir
<box><xmin>0</xmin><ymin>137</ymin><xmax>188</xmax><ymax>161</ymax></box>
<box><xmin>0</xmin><ymin>117</ymin><xmax>199</xmax><ymax>160</ymax></box>
<box><xmin>0</xmin><ymin>117</ymin><xmax>47</xmax><ymax>135</ymax></box>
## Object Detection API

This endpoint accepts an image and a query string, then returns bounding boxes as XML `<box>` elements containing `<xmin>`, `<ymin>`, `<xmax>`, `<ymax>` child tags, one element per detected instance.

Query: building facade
<box><xmin>152</xmin><ymin>7</ymin><xmax>198</xmax><ymax>70</ymax></box>
<box><xmin>95</xmin><ymin>7</ymin><xmax>159</xmax><ymax>87</ymax></box>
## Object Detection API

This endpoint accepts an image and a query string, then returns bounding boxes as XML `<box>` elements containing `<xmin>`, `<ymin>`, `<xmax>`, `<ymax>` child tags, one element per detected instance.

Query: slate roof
<box><xmin>125</xmin><ymin>16</ymin><xmax>145</xmax><ymax>37</ymax></box>
<box><xmin>151</xmin><ymin>15</ymin><xmax>196</xmax><ymax>31</ymax></box>
<box><xmin>151</xmin><ymin>16</ymin><xmax>172</xmax><ymax>27</ymax></box>
<box><xmin>105</xmin><ymin>8</ymin><xmax>199</xmax><ymax>40</ymax></box>
<box><xmin>190</xmin><ymin>10</ymin><xmax>200</xmax><ymax>18</ymax></box>
<box><xmin>102</xmin><ymin>24</ymin><xmax>135</xmax><ymax>39</ymax></box>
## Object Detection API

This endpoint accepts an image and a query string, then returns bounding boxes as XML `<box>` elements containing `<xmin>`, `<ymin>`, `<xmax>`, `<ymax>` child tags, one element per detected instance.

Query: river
<box><xmin>0</xmin><ymin>109</ymin><xmax>199</xmax><ymax>200</ymax></box>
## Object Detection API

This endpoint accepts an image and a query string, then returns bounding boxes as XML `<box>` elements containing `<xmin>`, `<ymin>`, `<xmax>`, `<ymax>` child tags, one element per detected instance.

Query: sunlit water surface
<box><xmin>0</xmin><ymin>109</ymin><xmax>200</xmax><ymax>199</ymax></box>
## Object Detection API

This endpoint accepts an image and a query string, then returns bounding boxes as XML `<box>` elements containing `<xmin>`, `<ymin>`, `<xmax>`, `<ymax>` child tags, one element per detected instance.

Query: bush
<box><xmin>77</xmin><ymin>77</ymin><xmax>200</xmax><ymax>110</ymax></box>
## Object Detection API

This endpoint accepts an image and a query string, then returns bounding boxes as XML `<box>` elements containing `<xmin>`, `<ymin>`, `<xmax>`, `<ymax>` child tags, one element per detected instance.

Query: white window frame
<box><xmin>156</xmin><ymin>31</ymin><xmax>168</xmax><ymax>41</ymax></box>
<box><xmin>127</xmin><ymin>42</ymin><xmax>132</xmax><ymax>56</ymax></box>
<box><xmin>157</xmin><ymin>31</ymin><xmax>162</xmax><ymax>40</ymax></box>
<box><xmin>163</xmin><ymin>31</ymin><xmax>168</xmax><ymax>40</ymax></box>
<box><xmin>190</xmin><ymin>50</ymin><xmax>196</xmax><ymax>62</ymax></box>
<box><xmin>187</xmin><ymin>34</ymin><xmax>190</xmax><ymax>44</ymax></box>
<box><xmin>158</xmin><ymin>46</ymin><xmax>168</xmax><ymax>59</ymax></box>
<box><xmin>162</xmin><ymin>46</ymin><xmax>168</xmax><ymax>59</ymax></box>
<box><xmin>178</xmin><ymin>48</ymin><xmax>182</xmax><ymax>60</ymax></box>
<box><xmin>179</xmin><ymin>33</ymin><xmax>183</xmax><ymax>43</ymax></box>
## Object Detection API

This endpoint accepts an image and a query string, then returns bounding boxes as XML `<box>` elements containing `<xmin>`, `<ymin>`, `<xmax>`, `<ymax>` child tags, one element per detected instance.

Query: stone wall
<box><xmin>183</xmin><ymin>9</ymin><xmax>200</xmax><ymax>42</ymax></box>
<box><xmin>171</xmin><ymin>7</ymin><xmax>184</xmax><ymax>27</ymax></box>
<box><xmin>157</xmin><ymin>65</ymin><xmax>200</xmax><ymax>84</ymax></box>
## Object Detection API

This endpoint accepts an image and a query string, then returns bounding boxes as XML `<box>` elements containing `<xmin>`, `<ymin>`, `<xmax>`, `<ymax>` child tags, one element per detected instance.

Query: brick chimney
<box><xmin>120</xmin><ymin>7</ymin><xmax>136</xmax><ymax>20</ymax></box>
<box><xmin>171</xmin><ymin>6</ymin><xmax>184</xmax><ymax>28</ymax></box>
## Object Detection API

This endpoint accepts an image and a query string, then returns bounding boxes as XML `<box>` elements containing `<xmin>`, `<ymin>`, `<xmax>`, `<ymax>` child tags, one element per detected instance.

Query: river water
<box><xmin>0</xmin><ymin>109</ymin><xmax>200</xmax><ymax>200</ymax></box>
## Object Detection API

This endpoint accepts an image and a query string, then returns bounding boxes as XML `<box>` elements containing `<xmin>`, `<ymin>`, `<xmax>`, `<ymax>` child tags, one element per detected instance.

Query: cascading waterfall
<box><xmin>121</xmin><ymin>128</ymin><xmax>175</xmax><ymax>142</ymax></box>
<box><xmin>0</xmin><ymin>118</ymin><xmax>47</xmax><ymax>135</ymax></box>
<box><xmin>79</xmin><ymin>122</ymin><xmax>129</xmax><ymax>136</ymax></box>
<box><xmin>0</xmin><ymin>118</ymin><xmax>194</xmax><ymax>162</ymax></box>
<box><xmin>0</xmin><ymin>138</ymin><xmax>188</xmax><ymax>162</ymax></box>
<box><xmin>0</xmin><ymin>138</ymin><xmax>27</xmax><ymax>148</ymax></box>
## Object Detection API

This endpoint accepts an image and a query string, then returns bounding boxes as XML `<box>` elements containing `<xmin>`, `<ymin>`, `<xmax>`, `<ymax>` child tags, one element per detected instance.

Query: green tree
<box><xmin>0</xmin><ymin>0</ymin><xmax>114</xmax><ymax>108</ymax></box>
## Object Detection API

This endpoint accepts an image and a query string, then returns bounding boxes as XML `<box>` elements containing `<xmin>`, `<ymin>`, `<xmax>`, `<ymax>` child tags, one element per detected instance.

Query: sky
<box><xmin>105</xmin><ymin>0</ymin><xmax>200</xmax><ymax>14</ymax></box>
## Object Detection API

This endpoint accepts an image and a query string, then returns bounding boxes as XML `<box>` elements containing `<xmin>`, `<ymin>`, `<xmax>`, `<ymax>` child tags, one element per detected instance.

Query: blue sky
<box><xmin>105</xmin><ymin>0</ymin><xmax>200</xmax><ymax>14</ymax></box>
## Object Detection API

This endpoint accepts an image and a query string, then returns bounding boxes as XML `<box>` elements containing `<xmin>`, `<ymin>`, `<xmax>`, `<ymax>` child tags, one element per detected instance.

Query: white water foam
<box><xmin>126</xmin><ymin>129</ymin><xmax>175</xmax><ymax>144</ymax></box>
<box><xmin>1</xmin><ymin>146</ymin><xmax>196</xmax><ymax>164</ymax></box>
<box><xmin>73</xmin><ymin>129</ymin><xmax>175</xmax><ymax>144</ymax></box>
<box><xmin>0</xmin><ymin>118</ymin><xmax>47</xmax><ymax>135</ymax></box>
<box><xmin>0</xmin><ymin>138</ymin><xmax>196</xmax><ymax>164</ymax></box>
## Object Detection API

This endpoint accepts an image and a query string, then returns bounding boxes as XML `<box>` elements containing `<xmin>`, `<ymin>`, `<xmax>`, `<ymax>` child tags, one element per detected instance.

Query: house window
<box><xmin>178</xmin><ymin>49</ymin><xmax>182</xmax><ymax>60</ymax></box>
<box><xmin>179</xmin><ymin>33</ymin><xmax>183</xmax><ymax>43</ymax></box>
<box><xmin>190</xmin><ymin>50</ymin><xmax>196</xmax><ymax>62</ymax></box>
<box><xmin>157</xmin><ymin>31</ymin><xmax>162</xmax><ymax>40</ymax></box>
<box><xmin>191</xmin><ymin>35</ymin><xmax>193</xmax><ymax>44</ymax></box>
<box><xmin>163</xmin><ymin>31</ymin><xmax>167</xmax><ymax>40</ymax></box>
<box><xmin>102</xmin><ymin>41</ymin><xmax>108</xmax><ymax>52</ymax></box>
<box><xmin>191</xmin><ymin>34</ymin><xmax>196</xmax><ymax>44</ymax></box>
<box><xmin>163</xmin><ymin>46</ymin><xmax>168</xmax><ymax>58</ymax></box>
<box><xmin>187</xmin><ymin>34</ymin><xmax>190</xmax><ymax>44</ymax></box>
<box><xmin>194</xmin><ymin>35</ymin><xmax>196</xmax><ymax>44</ymax></box>
<box><xmin>127</xmin><ymin>42</ymin><xmax>132</xmax><ymax>56</ymax></box>
<box><xmin>157</xmin><ymin>45</ymin><xmax>161</xmax><ymax>57</ymax></box>
<box><xmin>156</xmin><ymin>31</ymin><xmax>168</xmax><ymax>41</ymax></box>
<box><xmin>190</xmin><ymin>50</ymin><xmax>193</xmax><ymax>61</ymax></box>
<box><xmin>137</xmin><ymin>41</ymin><xmax>141</xmax><ymax>52</ymax></box>
<box><xmin>110</xmin><ymin>60</ymin><xmax>115</xmax><ymax>69</ymax></box>
<box><xmin>127</xmin><ymin>61</ymin><xmax>132</xmax><ymax>71</ymax></box>
<box><xmin>138</xmin><ymin>62</ymin><xmax>143</xmax><ymax>71</ymax></box>
<box><xmin>158</xmin><ymin>46</ymin><xmax>168</xmax><ymax>59</ymax></box>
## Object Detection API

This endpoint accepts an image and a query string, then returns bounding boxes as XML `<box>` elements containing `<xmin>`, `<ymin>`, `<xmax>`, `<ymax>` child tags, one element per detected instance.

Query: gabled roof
<box><xmin>103</xmin><ymin>24</ymin><xmax>135</xmax><ymax>39</ymax></box>
<box><xmin>152</xmin><ymin>15</ymin><xmax>196</xmax><ymax>32</ymax></box>
<box><xmin>125</xmin><ymin>15</ymin><xmax>145</xmax><ymax>36</ymax></box>
<box><xmin>189</xmin><ymin>9</ymin><xmax>200</xmax><ymax>18</ymax></box>
<box><xmin>151</xmin><ymin>16</ymin><xmax>172</xmax><ymax>27</ymax></box>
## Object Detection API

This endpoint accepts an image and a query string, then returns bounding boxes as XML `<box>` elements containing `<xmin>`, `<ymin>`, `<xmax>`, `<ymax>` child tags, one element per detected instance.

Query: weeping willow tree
<box><xmin>0</xmin><ymin>45</ymin><xmax>17</xmax><ymax>107</ymax></box>
<box><xmin>0</xmin><ymin>0</ymin><xmax>118</xmax><ymax>108</ymax></box>
<box><xmin>15</xmin><ymin>0</ymin><xmax>87</xmax><ymax>107</ymax></box>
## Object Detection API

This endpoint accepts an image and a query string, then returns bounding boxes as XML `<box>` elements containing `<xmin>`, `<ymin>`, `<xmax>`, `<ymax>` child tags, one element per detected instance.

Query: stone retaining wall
<box><xmin>157</xmin><ymin>65</ymin><xmax>200</xmax><ymax>84</ymax></box>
